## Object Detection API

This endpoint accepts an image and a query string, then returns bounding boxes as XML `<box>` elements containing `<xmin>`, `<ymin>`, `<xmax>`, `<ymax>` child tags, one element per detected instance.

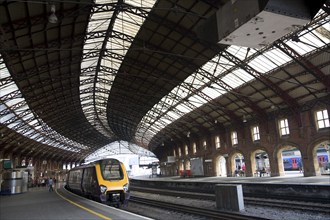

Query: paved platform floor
<box><xmin>0</xmin><ymin>183</ymin><xmax>151</xmax><ymax>220</ymax></box>
<box><xmin>133</xmin><ymin>171</ymin><xmax>330</xmax><ymax>185</ymax></box>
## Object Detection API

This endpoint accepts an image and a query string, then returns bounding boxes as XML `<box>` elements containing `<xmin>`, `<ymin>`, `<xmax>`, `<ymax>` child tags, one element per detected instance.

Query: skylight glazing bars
<box><xmin>135</xmin><ymin>7</ymin><xmax>329</xmax><ymax>147</ymax></box>
<box><xmin>80</xmin><ymin>1</ymin><xmax>156</xmax><ymax>151</ymax></box>
<box><xmin>0</xmin><ymin>57</ymin><xmax>87</xmax><ymax>152</ymax></box>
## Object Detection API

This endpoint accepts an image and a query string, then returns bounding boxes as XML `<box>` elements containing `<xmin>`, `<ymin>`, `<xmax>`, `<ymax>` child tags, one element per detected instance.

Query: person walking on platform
<box><xmin>48</xmin><ymin>177</ymin><xmax>54</xmax><ymax>192</ymax></box>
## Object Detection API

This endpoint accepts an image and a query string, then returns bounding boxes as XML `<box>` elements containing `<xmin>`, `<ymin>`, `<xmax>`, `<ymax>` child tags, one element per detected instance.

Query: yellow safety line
<box><xmin>55</xmin><ymin>188</ymin><xmax>112</xmax><ymax>220</ymax></box>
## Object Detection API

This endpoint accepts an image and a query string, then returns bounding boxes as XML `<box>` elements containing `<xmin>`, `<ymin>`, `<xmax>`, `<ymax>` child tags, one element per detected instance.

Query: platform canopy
<box><xmin>0</xmin><ymin>0</ymin><xmax>329</xmax><ymax>163</ymax></box>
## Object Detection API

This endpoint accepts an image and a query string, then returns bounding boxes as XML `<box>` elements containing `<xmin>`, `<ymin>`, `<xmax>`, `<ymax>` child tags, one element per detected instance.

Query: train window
<box><xmin>279</xmin><ymin>118</ymin><xmax>290</xmax><ymax>136</ymax></box>
<box><xmin>316</xmin><ymin>109</ymin><xmax>330</xmax><ymax>129</ymax></box>
<box><xmin>100</xmin><ymin>160</ymin><xmax>123</xmax><ymax>180</ymax></box>
<box><xmin>70</xmin><ymin>170</ymin><xmax>82</xmax><ymax>183</ymax></box>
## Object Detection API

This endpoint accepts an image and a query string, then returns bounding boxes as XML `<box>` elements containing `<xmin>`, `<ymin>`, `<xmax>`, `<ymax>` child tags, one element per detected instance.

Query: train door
<box><xmin>291</xmin><ymin>158</ymin><xmax>298</xmax><ymax>169</ymax></box>
<box><xmin>318</xmin><ymin>156</ymin><xmax>326</xmax><ymax>163</ymax></box>
<box><xmin>82</xmin><ymin>167</ymin><xmax>98</xmax><ymax>197</ymax></box>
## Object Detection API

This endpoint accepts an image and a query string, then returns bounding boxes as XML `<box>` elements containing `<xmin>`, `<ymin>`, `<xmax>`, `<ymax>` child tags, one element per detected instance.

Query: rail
<box><xmin>130</xmin><ymin>196</ymin><xmax>269</xmax><ymax>220</ymax></box>
<box><xmin>130</xmin><ymin>186</ymin><xmax>330</xmax><ymax>214</ymax></box>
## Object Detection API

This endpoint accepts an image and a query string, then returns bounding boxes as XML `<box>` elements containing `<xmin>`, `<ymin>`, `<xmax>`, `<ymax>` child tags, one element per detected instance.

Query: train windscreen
<box><xmin>100</xmin><ymin>159</ymin><xmax>123</xmax><ymax>180</ymax></box>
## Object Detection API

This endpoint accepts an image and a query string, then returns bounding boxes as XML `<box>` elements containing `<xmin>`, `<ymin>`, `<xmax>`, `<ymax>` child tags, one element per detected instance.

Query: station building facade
<box><xmin>161</xmin><ymin>105</ymin><xmax>330</xmax><ymax>177</ymax></box>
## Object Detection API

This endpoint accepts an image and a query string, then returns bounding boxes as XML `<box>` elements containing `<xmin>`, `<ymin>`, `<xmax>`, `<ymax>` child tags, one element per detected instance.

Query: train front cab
<box><xmin>96</xmin><ymin>159</ymin><xmax>129</xmax><ymax>207</ymax></box>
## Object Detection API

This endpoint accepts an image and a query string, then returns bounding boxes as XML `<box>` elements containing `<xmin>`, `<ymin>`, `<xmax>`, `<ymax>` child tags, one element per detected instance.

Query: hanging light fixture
<box><xmin>48</xmin><ymin>4</ymin><xmax>58</xmax><ymax>24</ymax></box>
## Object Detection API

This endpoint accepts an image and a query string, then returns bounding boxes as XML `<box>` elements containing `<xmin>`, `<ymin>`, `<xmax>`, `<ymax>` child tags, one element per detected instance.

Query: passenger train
<box><xmin>235</xmin><ymin>149</ymin><xmax>329</xmax><ymax>171</ymax></box>
<box><xmin>283</xmin><ymin>149</ymin><xmax>329</xmax><ymax>171</ymax></box>
<box><xmin>65</xmin><ymin>158</ymin><xmax>130</xmax><ymax>207</ymax></box>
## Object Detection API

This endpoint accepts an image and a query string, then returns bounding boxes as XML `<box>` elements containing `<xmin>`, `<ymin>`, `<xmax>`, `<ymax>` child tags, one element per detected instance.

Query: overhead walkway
<box><xmin>0</xmin><ymin>182</ymin><xmax>151</xmax><ymax>220</ymax></box>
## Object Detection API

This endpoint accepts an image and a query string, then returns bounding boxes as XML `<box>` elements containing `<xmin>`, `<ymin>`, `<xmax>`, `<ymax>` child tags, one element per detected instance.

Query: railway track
<box><xmin>130</xmin><ymin>195</ymin><xmax>269</xmax><ymax>220</ymax></box>
<box><xmin>244</xmin><ymin>197</ymin><xmax>330</xmax><ymax>214</ymax></box>
<box><xmin>130</xmin><ymin>186</ymin><xmax>330</xmax><ymax>214</ymax></box>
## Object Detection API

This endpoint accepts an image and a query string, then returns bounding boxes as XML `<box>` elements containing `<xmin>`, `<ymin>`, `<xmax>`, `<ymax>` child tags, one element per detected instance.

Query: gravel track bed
<box><xmin>122</xmin><ymin>191</ymin><xmax>330</xmax><ymax>220</ymax></box>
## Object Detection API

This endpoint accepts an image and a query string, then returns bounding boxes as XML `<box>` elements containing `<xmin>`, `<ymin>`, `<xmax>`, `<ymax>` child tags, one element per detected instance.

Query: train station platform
<box><xmin>132</xmin><ymin>171</ymin><xmax>330</xmax><ymax>185</ymax></box>
<box><xmin>130</xmin><ymin>171</ymin><xmax>330</xmax><ymax>203</ymax></box>
<box><xmin>0</xmin><ymin>182</ymin><xmax>151</xmax><ymax>220</ymax></box>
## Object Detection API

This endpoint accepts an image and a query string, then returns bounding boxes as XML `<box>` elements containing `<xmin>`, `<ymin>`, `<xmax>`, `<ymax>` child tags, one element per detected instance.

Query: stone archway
<box><xmin>178</xmin><ymin>160</ymin><xmax>184</xmax><ymax>171</ymax></box>
<box><xmin>276</xmin><ymin>145</ymin><xmax>302</xmax><ymax>176</ymax></box>
<box><xmin>184</xmin><ymin>159</ymin><xmax>191</xmax><ymax>171</ymax></box>
<box><xmin>251</xmin><ymin>149</ymin><xmax>270</xmax><ymax>177</ymax></box>
<box><xmin>312</xmin><ymin>141</ymin><xmax>330</xmax><ymax>176</ymax></box>
<box><xmin>230</xmin><ymin>152</ymin><xmax>245</xmax><ymax>177</ymax></box>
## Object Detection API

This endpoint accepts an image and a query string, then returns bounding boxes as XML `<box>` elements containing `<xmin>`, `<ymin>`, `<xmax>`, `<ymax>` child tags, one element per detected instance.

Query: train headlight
<box><xmin>100</xmin><ymin>185</ymin><xmax>107</xmax><ymax>194</ymax></box>
<box><xmin>123</xmin><ymin>183</ymin><xmax>129</xmax><ymax>193</ymax></box>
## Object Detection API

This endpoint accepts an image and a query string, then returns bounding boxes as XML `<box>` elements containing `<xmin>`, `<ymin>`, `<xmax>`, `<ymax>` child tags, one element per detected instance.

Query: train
<box><xmin>235</xmin><ymin>149</ymin><xmax>329</xmax><ymax>172</ymax></box>
<box><xmin>65</xmin><ymin>158</ymin><xmax>130</xmax><ymax>207</ymax></box>
<box><xmin>283</xmin><ymin>149</ymin><xmax>329</xmax><ymax>171</ymax></box>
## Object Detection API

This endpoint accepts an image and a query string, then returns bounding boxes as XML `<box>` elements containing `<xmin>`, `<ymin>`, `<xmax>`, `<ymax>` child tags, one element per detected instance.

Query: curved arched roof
<box><xmin>0</xmin><ymin>0</ymin><xmax>329</xmax><ymax>162</ymax></box>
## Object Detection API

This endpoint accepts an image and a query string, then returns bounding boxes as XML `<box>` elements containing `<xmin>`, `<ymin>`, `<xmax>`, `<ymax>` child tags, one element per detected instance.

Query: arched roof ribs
<box><xmin>197</xmin><ymin>67</ymin><xmax>268</xmax><ymax>121</ymax></box>
<box><xmin>2</xmin><ymin>33</ymin><xmax>86</xmax><ymax>62</ymax></box>
<box><xmin>222</xmin><ymin>50</ymin><xmax>302</xmax><ymax>126</ymax></box>
<box><xmin>91</xmin><ymin>1</ymin><xmax>123</xmax><ymax>133</ymax></box>
<box><xmin>275</xmin><ymin>42</ymin><xmax>330</xmax><ymax>92</ymax></box>
<box><xmin>1</xmin><ymin>3</ymin><xmax>92</xmax><ymax>33</ymax></box>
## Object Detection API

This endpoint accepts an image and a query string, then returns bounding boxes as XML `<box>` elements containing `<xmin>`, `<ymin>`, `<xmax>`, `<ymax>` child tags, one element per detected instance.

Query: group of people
<box><xmin>32</xmin><ymin>177</ymin><xmax>56</xmax><ymax>192</ymax></box>
<box><xmin>234</xmin><ymin>164</ymin><xmax>246</xmax><ymax>176</ymax></box>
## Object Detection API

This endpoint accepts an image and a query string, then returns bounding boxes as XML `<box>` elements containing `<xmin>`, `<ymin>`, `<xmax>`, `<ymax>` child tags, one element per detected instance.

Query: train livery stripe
<box><xmin>55</xmin><ymin>188</ymin><xmax>112</xmax><ymax>220</ymax></box>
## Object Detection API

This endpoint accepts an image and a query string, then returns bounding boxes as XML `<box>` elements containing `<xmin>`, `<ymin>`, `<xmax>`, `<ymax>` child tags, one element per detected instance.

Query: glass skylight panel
<box><xmin>167</xmin><ymin>110</ymin><xmax>182</xmax><ymax>120</ymax></box>
<box><xmin>81</xmin><ymin>58</ymin><xmax>98</xmax><ymax>69</ymax></box>
<box><xmin>177</xmin><ymin>86</ymin><xmax>189</xmax><ymax>98</ymax></box>
<box><xmin>222</xmin><ymin>72</ymin><xmax>244</xmax><ymax>88</ymax></box>
<box><xmin>287</xmin><ymin>40</ymin><xmax>312</xmax><ymax>55</ymax></box>
<box><xmin>1</xmin><ymin>83</ymin><xmax>17</xmax><ymax>97</ymax></box>
<box><xmin>211</xmin><ymin>57</ymin><xmax>234</xmax><ymax>75</ymax></box>
<box><xmin>92</xmin><ymin>10</ymin><xmax>112</xmax><ymax>20</ymax></box>
<box><xmin>88</xmin><ymin>13</ymin><xmax>112</xmax><ymax>30</ymax></box>
<box><xmin>129</xmin><ymin>0</ymin><xmax>155</xmax><ymax>8</ymax></box>
<box><xmin>193</xmin><ymin>74</ymin><xmax>209</xmax><ymax>88</ymax></box>
<box><xmin>161</xmin><ymin>118</ymin><xmax>173</xmax><ymax>126</ymax></box>
<box><xmin>153</xmin><ymin>121</ymin><xmax>164</xmax><ymax>129</ymax></box>
<box><xmin>303</xmin><ymin>28</ymin><xmax>329</xmax><ymax>46</ymax></box>
<box><xmin>80</xmin><ymin>83</ymin><xmax>92</xmax><ymax>90</ymax></box>
<box><xmin>5</xmin><ymin>97</ymin><xmax>23</xmax><ymax>108</ymax></box>
<box><xmin>201</xmin><ymin>60</ymin><xmax>216</xmax><ymax>73</ymax></box>
<box><xmin>263</xmin><ymin>48</ymin><xmax>290</xmax><ymax>66</ymax></box>
<box><xmin>22</xmin><ymin>113</ymin><xmax>33</xmax><ymax>122</ymax></box>
<box><xmin>84</xmin><ymin>40</ymin><xmax>103</xmax><ymax>50</ymax></box>
<box><xmin>0</xmin><ymin>65</ymin><xmax>10</xmax><ymax>77</ymax></box>
<box><xmin>201</xmin><ymin>86</ymin><xmax>222</xmax><ymax>99</ymax></box>
<box><xmin>249</xmin><ymin>55</ymin><xmax>277</xmax><ymax>73</ymax></box>
<box><xmin>239</xmin><ymin>68</ymin><xmax>255</xmax><ymax>82</ymax></box>
<box><xmin>176</xmin><ymin>102</ymin><xmax>192</xmax><ymax>114</ymax></box>
<box><xmin>227</xmin><ymin>45</ymin><xmax>257</xmax><ymax>60</ymax></box>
